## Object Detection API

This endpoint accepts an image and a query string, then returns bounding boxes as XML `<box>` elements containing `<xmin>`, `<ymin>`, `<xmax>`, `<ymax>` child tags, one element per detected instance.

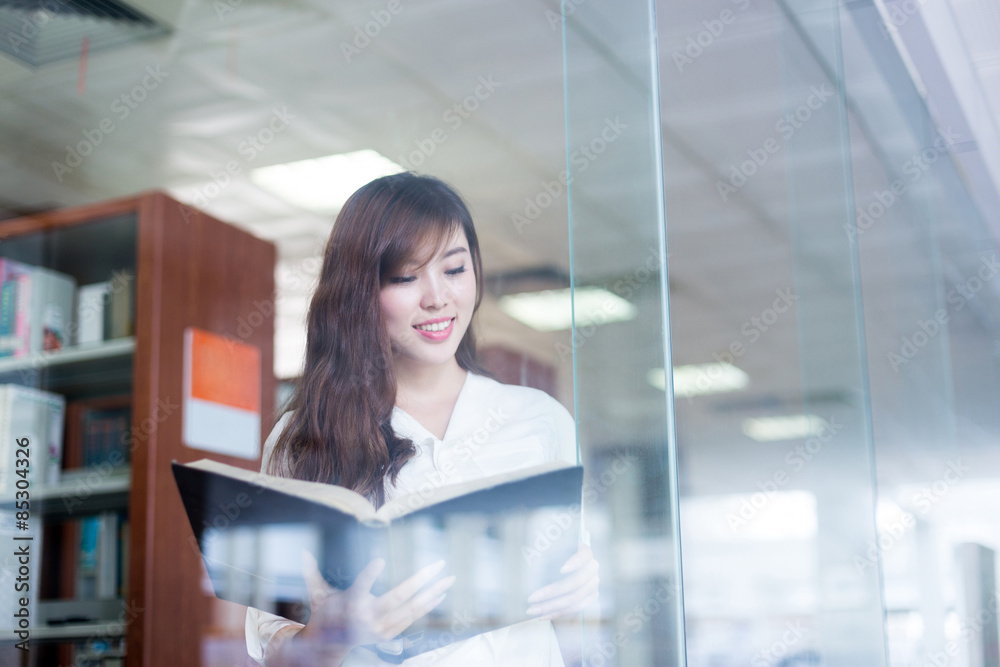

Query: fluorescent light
<box><xmin>649</xmin><ymin>363</ymin><xmax>749</xmax><ymax>396</ymax></box>
<box><xmin>497</xmin><ymin>286</ymin><xmax>636</xmax><ymax>332</ymax></box>
<box><xmin>251</xmin><ymin>149</ymin><xmax>404</xmax><ymax>214</ymax></box>
<box><xmin>742</xmin><ymin>414</ymin><xmax>828</xmax><ymax>442</ymax></box>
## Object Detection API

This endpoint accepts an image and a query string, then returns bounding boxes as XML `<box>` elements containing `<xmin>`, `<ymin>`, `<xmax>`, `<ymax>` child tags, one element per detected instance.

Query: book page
<box><xmin>376</xmin><ymin>459</ymin><xmax>573</xmax><ymax>522</ymax></box>
<box><xmin>182</xmin><ymin>458</ymin><xmax>379</xmax><ymax>522</ymax></box>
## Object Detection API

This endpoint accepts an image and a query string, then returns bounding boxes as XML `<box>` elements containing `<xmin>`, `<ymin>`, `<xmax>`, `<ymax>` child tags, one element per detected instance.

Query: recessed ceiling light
<box><xmin>251</xmin><ymin>149</ymin><xmax>404</xmax><ymax>215</ymax></box>
<box><xmin>648</xmin><ymin>363</ymin><xmax>750</xmax><ymax>396</ymax></box>
<box><xmin>497</xmin><ymin>286</ymin><xmax>636</xmax><ymax>332</ymax></box>
<box><xmin>742</xmin><ymin>414</ymin><xmax>828</xmax><ymax>442</ymax></box>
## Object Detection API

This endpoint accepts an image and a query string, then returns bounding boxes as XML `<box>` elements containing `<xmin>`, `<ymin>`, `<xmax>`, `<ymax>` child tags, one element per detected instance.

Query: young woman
<box><xmin>246</xmin><ymin>172</ymin><xmax>598</xmax><ymax>666</ymax></box>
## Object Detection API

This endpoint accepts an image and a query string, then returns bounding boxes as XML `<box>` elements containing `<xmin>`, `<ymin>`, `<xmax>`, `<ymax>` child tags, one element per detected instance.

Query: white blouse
<box><xmin>245</xmin><ymin>371</ymin><xmax>578</xmax><ymax>666</ymax></box>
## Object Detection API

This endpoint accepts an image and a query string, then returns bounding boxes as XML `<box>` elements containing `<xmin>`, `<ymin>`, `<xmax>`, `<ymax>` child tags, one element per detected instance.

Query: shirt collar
<box><xmin>390</xmin><ymin>370</ymin><xmax>477</xmax><ymax>444</ymax></box>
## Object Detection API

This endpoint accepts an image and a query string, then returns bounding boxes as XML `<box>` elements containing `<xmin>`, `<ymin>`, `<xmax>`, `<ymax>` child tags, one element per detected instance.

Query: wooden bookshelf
<box><xmin>0</xmin><ymin>192</ymin><xmax>275</xmax><ymax>667</ymax></box>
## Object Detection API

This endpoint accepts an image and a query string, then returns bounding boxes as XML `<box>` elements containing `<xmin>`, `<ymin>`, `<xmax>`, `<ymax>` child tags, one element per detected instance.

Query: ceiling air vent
<box><xmin>0</xmin><ymin>0</ymin><xmax>168</xmax><ymax>67</ymax></box>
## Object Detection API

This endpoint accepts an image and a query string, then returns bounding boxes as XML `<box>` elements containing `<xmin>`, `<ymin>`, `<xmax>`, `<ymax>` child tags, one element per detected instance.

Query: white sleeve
<box><xmin>245</xmin><ymin>607</ymin><xmax>304</xmax><ymax>666</ymax></box>
<box><xmin>246</xmin><ymin>608</ymin><xmax>392</xmax><ymax>666</ymax></box>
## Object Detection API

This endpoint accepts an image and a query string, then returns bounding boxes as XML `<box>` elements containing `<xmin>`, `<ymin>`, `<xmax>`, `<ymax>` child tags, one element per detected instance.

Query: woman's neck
<box><xmin>393</xmin><ymin>359</ymin><xmax>467</xmax><ymax>409</ymax></box>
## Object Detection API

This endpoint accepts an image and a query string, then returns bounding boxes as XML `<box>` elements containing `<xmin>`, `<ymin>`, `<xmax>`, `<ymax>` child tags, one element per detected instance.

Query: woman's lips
<box><xmin>413</xmin><ymin>317</ymin><xmax>455</xmax><ymax>341</ymax></box>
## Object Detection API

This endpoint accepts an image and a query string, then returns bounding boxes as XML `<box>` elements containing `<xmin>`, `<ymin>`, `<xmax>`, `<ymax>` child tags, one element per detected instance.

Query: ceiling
<box><xmin>0</xmin><ymin>0</ymin><xmax>999</xmax><ymax>506</ymax></box>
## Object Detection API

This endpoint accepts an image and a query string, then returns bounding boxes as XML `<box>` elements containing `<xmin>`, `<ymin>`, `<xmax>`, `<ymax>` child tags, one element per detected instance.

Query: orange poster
<box><xmin>183</xmin><ymin>327</ymin><xmax>261</xmax><ymax>459</ymax></box>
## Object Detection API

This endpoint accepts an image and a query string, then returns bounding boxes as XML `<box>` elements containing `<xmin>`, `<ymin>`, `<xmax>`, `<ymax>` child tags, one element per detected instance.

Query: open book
<box><xmin>172</xmin><ymin>458</ymin><xmax>583</xmax><ymax>660</ymax></box>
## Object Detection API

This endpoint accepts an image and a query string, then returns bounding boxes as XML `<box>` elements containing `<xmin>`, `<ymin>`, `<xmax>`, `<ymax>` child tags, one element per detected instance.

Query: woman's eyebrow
<box><xmin>442</xmin><ymin>246</ymin><xmax>469</xmax><ymax>259</ymax></box>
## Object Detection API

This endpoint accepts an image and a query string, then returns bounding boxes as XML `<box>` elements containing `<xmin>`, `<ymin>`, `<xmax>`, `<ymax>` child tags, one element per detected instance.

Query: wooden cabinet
<box><xmin>0</xmin><ymin>192</ymin><xmax>275</xmax><ymax>666</ymax></box>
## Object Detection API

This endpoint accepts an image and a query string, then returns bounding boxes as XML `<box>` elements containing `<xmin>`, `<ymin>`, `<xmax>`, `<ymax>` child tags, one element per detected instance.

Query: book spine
<box><xmin>13</xmin><ymin>272</ymin><xmax>31</xmax><ymax>358</ymax></box>
<box><xmin>108</xmin><ymin>270</ymin><xmax>134</xmax><ymax>340</ymax></box>
<box><xmin>77</xmin><ymin>516</ymin><xmax>99</xmax><ymax>599</ymax></box>
<box><xmin>118</xmin><ymin>518</ymin><xmax>129</xmax><ymax>598</ymax></box>
<box><xmin>45</xmin><ymin>394</ymin><xmax>66</xmax><ymax>486</ymax></box>
<box><xmin>30</xmin><ymin>266</ymin><xmax>76</xmax><ymax>354</ymax></box>
<box><xmin>97</xmin><ymin>512</ymin><xmax>119</xmax><ymax>599</ymax></box>
<box><xmin>0</xmin><ymin>277</ymin><xmax>16</xmax><ymax>357</ymax></box>
<box><xmin>76</xmin><ymin>282</ymin><xmax>109</xmax><ymax>346</ymax></box>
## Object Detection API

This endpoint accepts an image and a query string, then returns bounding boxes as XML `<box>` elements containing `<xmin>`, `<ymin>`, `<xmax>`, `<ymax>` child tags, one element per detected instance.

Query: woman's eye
<box><xmin>445</xmin><ymin>266</ymin><xmax>466</xmax><ymax>276</ymax></box>
<box><xmin>389</xmin><ymin>276</ymin><xmax>415</xmax><ymax>284</ymax></box>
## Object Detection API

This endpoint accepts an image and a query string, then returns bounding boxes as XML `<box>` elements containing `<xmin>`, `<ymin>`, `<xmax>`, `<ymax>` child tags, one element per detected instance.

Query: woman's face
<box><xmin>379</xmin><ymin>226</ymin><xmax>477</xmax><ymax>373</ymax></box>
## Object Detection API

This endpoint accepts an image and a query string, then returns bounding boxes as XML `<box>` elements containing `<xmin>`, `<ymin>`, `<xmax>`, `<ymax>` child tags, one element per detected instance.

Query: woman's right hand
<box><xmin>270</xmin><ymin>552</ymin><xmax>455</xmax><ymax>665</ymax></box>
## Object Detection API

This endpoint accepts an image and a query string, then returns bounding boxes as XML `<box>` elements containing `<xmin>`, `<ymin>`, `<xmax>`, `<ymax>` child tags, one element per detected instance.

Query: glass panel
<box><xmin>838</xmin><ymin>2</ymin><xmax>1000</xmax><ymax>665</ymax></box>
<box><xmin>655</xmin><ymin>0</ymin><xmax>888</xmax><ymax>663</ymax></box>
<box><xmin>562</xmin><ymin>1</ymin><xmax>687</xmax><ymax>665</ymax></box>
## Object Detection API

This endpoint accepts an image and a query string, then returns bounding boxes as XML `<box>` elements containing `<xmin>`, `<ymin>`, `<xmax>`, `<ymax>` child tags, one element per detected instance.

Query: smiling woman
<box><xmin>248</xmin><ymin>172</ymin><xmax>597</xmax><ymax>666</ymax></box>
<box><xmin>266</xmin><ymin>173</ymin><xmax>489</xmax><ymax>504</ymax></box>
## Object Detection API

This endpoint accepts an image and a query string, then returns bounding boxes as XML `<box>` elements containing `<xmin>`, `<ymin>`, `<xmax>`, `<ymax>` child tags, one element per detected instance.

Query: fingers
<box><xmin>349</xmin><ymin>557</ymin><xmax>387</xmax><ymax>596</ymax></box>
<box><xmin>536</xmin><ymin>589</ymin><xmax>600</xmax><ymax>620</ymax></box>
<box><xmin>526</xmin><ymin>570</ymin><xmax>600</xmax><ymax>618</ymax></box>
<box><xmin>377</xmin><ymin>575</ymin><xmax>455</xmax><ymax>638</ymax></box>
<box><xmin>527</xmin><ymin>554</ymin><xmax>599</xmax><ymax>605</ymax></box>
<box><xmin>558</xmin><ymin>544</ymin><xmax>593</xmax><ymax>574</ymax></box>
<box><xmin>526</xmin><ymin>556</ymin><xmax>600</xmax><ymax>618</ymax></box>
<box><xmin>377</xmin><ymin>560</ymin><xmax>446</xmax><ymax>608</ymax></box>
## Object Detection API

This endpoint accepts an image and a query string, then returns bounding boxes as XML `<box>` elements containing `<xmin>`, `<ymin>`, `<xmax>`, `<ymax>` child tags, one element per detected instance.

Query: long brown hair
<box><xmin>268</xmin><ymin>172</ymin><xmax>491</xmax><ymax>505</ymax></box>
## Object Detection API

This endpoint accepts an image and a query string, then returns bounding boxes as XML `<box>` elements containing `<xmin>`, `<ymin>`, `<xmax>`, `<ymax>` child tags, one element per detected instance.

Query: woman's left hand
<box><xmin>525</xmin><ymin>543</ymin><xmax>600</xmax><ymax>620</ymax></box>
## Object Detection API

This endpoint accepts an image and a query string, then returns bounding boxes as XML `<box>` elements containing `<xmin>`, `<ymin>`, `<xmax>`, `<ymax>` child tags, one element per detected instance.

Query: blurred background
<box><xmin>1</xmin><ymin>0</ymin><xmax>999</xmax><ymax>665</ymax></box>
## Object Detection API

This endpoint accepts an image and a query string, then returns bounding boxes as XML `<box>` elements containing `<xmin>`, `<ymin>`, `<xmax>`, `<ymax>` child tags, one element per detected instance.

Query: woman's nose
<box><xmin>421</xmin><ymin>276</ymin><xmax>449</xmax><ymax>309</ymax></box>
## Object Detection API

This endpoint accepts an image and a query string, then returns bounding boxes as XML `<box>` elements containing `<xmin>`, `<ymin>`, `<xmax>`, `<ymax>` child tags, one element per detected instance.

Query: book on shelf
<box><xmin>63</xmin><ymin>395</ymin><xmax>131</xmax><ymax>474</ymax></box>
<box><xmin>76</xmin><ymin>512</ymin><xmax>126</xmax><ymax>600</ymax></box>
<box><xmin>108</xmin><ymin>270</ymin><xmax>134</xmax><ymax>340</ymax></box>
<box><xmin>172</xmin><ymin>458</ymin><xmax>584</xmax><ymax>660</ymax></box>
<box><xmin>0</xmin><ymin>258</ymin><xmax>31</xmax><ymax>358</ymax></box>
<box><xmin>0</xmin><ymin>258</ymin><xmax>77</xmax><ymax>357</ymax></box>
<box><xmin>0</xmin><ymin>384</ymin><xmax>65</xmax><ymax>495</ymax></box>
<box><xmin>31</xmin><ymin>264</ymin><xmax>76</xmax><ymax>354</ymax></box>
<box><xmin>81</xmin><ymin>407</ymin><xmax>131</xmax><ymax>469</ymax></box>
<box><xmin>0</xmin><ymin>259</ymin><xmax>135</xmax><ymax>357</ymax></box>
<box><xmin>76</xmin><ymin>282</ymin><xmax>110</xmax><ymax>346</ymax></box>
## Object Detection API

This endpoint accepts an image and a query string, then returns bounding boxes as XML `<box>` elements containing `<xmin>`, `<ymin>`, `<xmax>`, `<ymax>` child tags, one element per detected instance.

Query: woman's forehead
<box><xmin>404</xmin><ymin>225</ymin><xmax>468</xmax><ymax>267</ymax></box>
